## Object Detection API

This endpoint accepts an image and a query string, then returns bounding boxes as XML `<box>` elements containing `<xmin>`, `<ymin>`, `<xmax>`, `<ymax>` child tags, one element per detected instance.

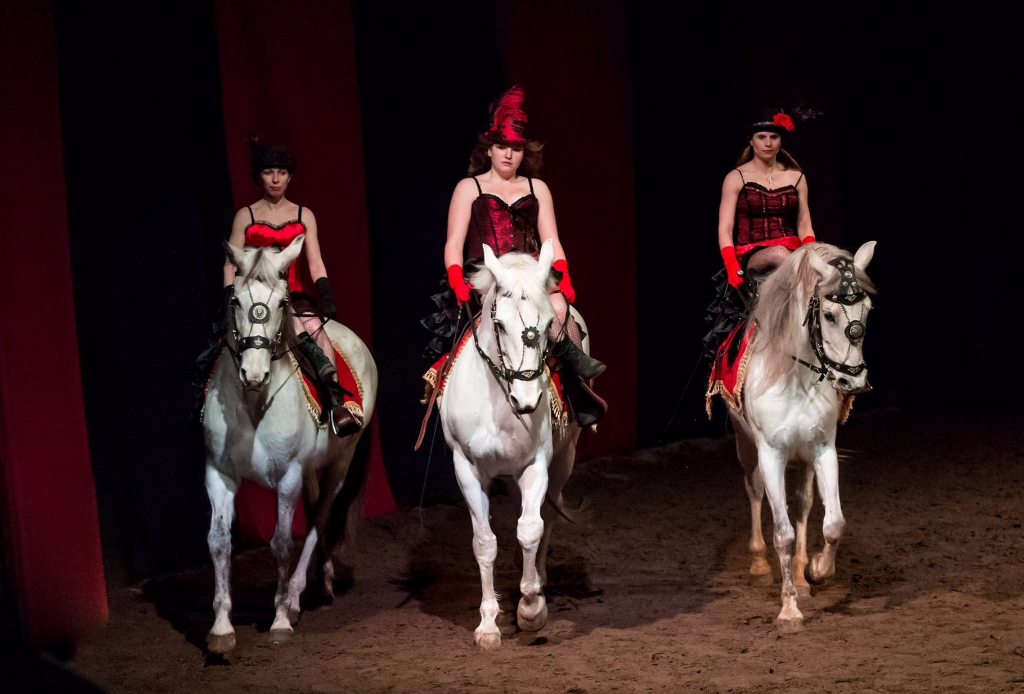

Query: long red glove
<box><xmin>447</xmin><ymin>264</ymin><xmax>472</xmax><ymax>303</ymax></box>
<box><xmin>552</xmin><ymin>259</ymin><xmax>576</xmax><ymax>304</ymax></box>
<box><xmin>801</xmin><ymin>234</ymin><xmax>817</xmax><ymax>245</ymax></box>
<box><xmin>720</xmin><ymin>246</ymin><xmax>744</xmax><ymax>289</ymax></box>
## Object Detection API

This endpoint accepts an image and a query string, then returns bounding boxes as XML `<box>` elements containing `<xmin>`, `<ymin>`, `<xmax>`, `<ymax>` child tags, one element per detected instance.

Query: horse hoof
<box><xmin>804</xmin><ymin>563</ymin><xmax>827</xmax><ymax>586</ymax></box>
<box><xmin>288</xmin><ymin>607</ymin><xmax>301</xmax><ymax>625</ymax></box>
<box><xmin>207</xmin><ymin>632</ymin><xmax>236</xmax><ymax>654</ymax></box>
<box><xmin>795</xmin><ymin>584</ymin><xmax>812</xmax><ymax>598</ymax></box>
<box><xmin>474</xmin><ymin>631</ymin><xmax>502</xmax><ymax>650</ymax></box>
<box><xmin>269</xmin><ymin>627</ymin><xmax>294</xmax><ymax>645</ymax></box>
<box><xmin>517</xmin><ymin>604</ymin><xmax>549</xmax><ymax>632</ymax></box>
<box><xmin>748</xmin><ymin>571</ymin><xmax>774</xmax><ymax>587</ymax></box>
<box><xmin>776</xmin><ymin>615</ymin><xmax>804</xmax><ymax>634</ymax></box>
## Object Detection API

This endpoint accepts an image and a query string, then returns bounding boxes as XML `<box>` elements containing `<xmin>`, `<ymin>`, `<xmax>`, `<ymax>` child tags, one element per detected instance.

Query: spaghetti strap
<box><xmin>795</xmin><ymin>172</ymin><xmax>804</xmax><ymax>187</ymax></box>
<box><xmin>528</xmin><ymin>177</ymin><xmax>535</xmax><ymax>195</ymax></box>
<box><xmin>246</xmin><ymin>205</ymin><xmax>255</xmax><ymax>224</ymax></box>
<box><xmin>297</xmin><ymin>206</ymin><xmax>303</xmax><ymax>221</ymax></box>
<box><xmin>472</xmin><ymin>177</ymin><xmax>483</xmax><ymax>195</ymax></box>
<box><xmin>735</xmin><ymin>168</ymin><xmax>746</xmax><ymax>183</ymax></box>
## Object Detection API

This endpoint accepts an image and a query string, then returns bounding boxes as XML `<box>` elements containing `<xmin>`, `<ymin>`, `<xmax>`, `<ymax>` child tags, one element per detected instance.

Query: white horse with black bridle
<box><xmin>202</xmin><ymin>236</ymin><xmax>376</xmax><ymax>653</ymax></box>
<box><xmin>440</xmin><ymin>239</ymin><xmax>585</xmax><ymax>649</ymax></box>
<box><xmin>732</xmin><ymin>241</ymin><xmax>876</xmax><ymax>632</ymax></box>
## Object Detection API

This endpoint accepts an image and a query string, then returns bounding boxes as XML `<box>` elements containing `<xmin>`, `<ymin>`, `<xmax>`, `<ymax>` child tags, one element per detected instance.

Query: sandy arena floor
<box><xmin>70</xmin><ymin>408</ymin><xmax>1024</xmax><ymax>693</ymax></box>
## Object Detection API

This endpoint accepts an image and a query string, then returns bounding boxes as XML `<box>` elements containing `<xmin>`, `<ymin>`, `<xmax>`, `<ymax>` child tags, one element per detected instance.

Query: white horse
<box><xmin>440</xmin><ymin>239</ymin><xmax>586</xmax><ymax>649</ymax></box>
<box><xmin>732</xmin><ymin>241</ymin><xmax>876</xmax><ymax>632</ymax></box>
<box><xmin>202</xmin><ymin>236</ymin><xmax>377</xmax><ymax>653</ymax></box>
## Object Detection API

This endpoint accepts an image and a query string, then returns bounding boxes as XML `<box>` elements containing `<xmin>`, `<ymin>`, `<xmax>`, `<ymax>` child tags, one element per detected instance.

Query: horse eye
<box><xmin>824</xmin><ymin>312</ymin><xmax>836</xmax><ymax>323</ymax></box>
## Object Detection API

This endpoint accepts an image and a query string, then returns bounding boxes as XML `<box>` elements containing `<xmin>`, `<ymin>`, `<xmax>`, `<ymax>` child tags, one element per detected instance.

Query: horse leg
<box><xmin>792</xmin><ymin>461</ymin><xmax>816</xmax><ymax>596</ymax></box>
<box><xmin>269</xmin><ymin>464</ymin><xmax>303</xmax><ymax>642</ymax></box>
<box><xmin>759</xmin><ymin>446</ymin><xmax>803</xmax><ymax>632</ymax></box>
<box><xmin>286</xmin><ymin>461</ymin><xmax>348</xmax><ymax>621</ymax></box>
<box><xmin>516</xmin><ymin>456</ymin><xmax>550</xmax><ymax>632</ymax></box>
<box><xmin>537</xmin><ymin>436</ymin><xmax>576</xmax><ymax>588</ymax></box>
<box><xmin>737</xmin><ymin>428</ymin><xmax>772</xmax><ymax>584</ymax></box>
<box><xmin>205</xmin><ymin>467</ymin><xmax>237</xmax><ymax>654</ymax></box>
<box><xmin>806</xmin><ymin>446</ymin><xmax>845</xmax><ymax>585</ymax></box>
<box><xmin>452</xmin><ymin>450</ymin><xmax>501</xmax><ymax>649</ymax></box>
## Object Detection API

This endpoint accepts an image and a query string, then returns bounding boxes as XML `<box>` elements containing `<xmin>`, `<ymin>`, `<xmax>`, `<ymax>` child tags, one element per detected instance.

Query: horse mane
<box><xmin>750</xmin><ymin>243</ymin><xmax>876</xmax><ymax>386</ymax></box>
<box><xmin>468</xmin><ymin>251</ymin><xmax>556</xmax><ymax>316</ymax></box>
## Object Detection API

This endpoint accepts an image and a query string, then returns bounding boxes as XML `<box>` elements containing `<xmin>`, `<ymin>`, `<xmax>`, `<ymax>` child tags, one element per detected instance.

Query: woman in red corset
<box><xmin>703</xmin><ymin>106</ymin><xmax>820</xmax><ymax>357</ymax></box>
<box><xmin>425</xmin><ymin>87</ymin><xmax>606</xmax><ymax>426</ymax></box>
<box><xmin>200</xmin><ymin>141</ymin><xmax>359</xmax><ymax>437</ymax></box>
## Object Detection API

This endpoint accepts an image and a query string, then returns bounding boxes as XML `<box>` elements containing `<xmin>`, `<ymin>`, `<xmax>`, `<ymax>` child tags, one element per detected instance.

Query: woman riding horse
<box><xmin>704</xmin><ymin>106</ymin><xmax>820</xmax><ymax>358</ymax></box>
<box><xmin>422</xmin><ymin>86</ymin><xmax>607</xmax><ymax>426</ymax></box>
<box><xmin>195</xmin><ymin>140</ymin><xmax>360</xmax><ymax>437</ymax></box>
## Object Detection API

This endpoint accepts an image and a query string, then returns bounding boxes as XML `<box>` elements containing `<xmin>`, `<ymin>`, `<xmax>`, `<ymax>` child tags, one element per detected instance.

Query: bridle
<box><xmin>793</xmin><ymin>293</ymin><xmax>868</xmax><ymax>383</ymax></box>
<box><xmin>471</xmin><ymin>291</ymin><xmax>546</xmax><ymax>403</ymax></box>
<box><xmin>793</xmin><ymin>257</ymin><xmax>869</xmax><ymax>383</ymax></box>
<box><xmin>224</xmin><ymin>280</ymin><xmax>288</xmax><ymax>365</ymax></box>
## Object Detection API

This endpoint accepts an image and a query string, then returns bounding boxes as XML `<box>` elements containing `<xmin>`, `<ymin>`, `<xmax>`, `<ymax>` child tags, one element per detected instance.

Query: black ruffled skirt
<box><xmin>702</xmin><ymin>268</ymin><xmax>750</xmax><ymax>361</ymax></box>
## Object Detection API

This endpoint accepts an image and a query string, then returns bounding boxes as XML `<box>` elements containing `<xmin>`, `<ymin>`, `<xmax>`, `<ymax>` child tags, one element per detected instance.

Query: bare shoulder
<box><xmin>233</xmin><ymin>206</ymin><xmax>251</xmax><ymax>223</ymax></box>
<box><xmin>529</xmin><ymin>177</ymin><xmax>551</xmax><ymax>195</ymax></box>
<box><xmin>722</xmin><ymin>168</ymin><xmax>744</xmax><ymax>190</ymax></box>
<box><xmin>301</xmin><ymin>206</ymin><xmax>317</xmax><ymax>223</ymax></box>
<box><xmin>451</xmin><ymin>177</ymin><xmax>479</xmax><ymax>201</ymax></box>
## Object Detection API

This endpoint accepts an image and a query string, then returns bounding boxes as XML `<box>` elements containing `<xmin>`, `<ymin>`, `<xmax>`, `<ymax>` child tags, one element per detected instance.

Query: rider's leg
<box><xmin>548</xmin><ymin>292</ymin><xmax>605</xmax><ymax>379</ymax></box>
<box><xmin>293</xmin><ymin>315</ymin><xmax>362</xmax><ymax>438</ymax></box>
<box><xmin>547</xmin><ymin>292</ymin><xmax>607</xmax><ymax>427</ymax></box>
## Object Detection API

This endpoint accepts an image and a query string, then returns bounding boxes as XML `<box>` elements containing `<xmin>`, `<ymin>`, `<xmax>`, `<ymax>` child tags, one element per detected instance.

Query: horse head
<box><xmin>805</xmin><ymin>241</ymin><xmax>877</xmax><ymax>394</ymax></box>
<box><xmin>223</xmin><ymin>235</ymin><xmax>305</xmax><ymax>389</ymax></box>
<box><xmin>472</xmin><ymin>239</ymin><xmax>556</xmax><ymax>414</ymax></box>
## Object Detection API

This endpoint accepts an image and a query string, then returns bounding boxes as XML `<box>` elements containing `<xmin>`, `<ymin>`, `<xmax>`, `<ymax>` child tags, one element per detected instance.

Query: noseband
<box><xmin>472</xmin><ymin>296</ymin><xmax>545</xmax><ymax>385</ymax></box>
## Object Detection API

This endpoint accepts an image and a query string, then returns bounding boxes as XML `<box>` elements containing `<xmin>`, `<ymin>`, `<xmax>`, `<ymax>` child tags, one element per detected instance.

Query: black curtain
<box><xmin>55</xmin><ymin>1</ymin><xmax>233</xmax><ymax>579</ymax></box>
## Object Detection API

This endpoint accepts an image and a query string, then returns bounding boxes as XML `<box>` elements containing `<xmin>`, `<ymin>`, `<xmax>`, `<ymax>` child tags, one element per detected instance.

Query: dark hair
<box><xmin>736</xmin><ymin>145</ymin><xmax>803</xmax><ymax>173</ymax></box>
<box><xmin>249</xmin><ymin>140</ymin><xmax>296</xmax><ymax>184</ymax></box>
<box><xmin>467</xmin><ymin>135</ymin><xmax>544</xmax><ymax>177</ymax></box>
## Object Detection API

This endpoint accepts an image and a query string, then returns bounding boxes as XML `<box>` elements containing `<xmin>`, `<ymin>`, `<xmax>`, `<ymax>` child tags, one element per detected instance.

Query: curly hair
<box><xmin>467</xmin><ymin>135</ymin><xmax>544</xmax><ymax>177</ymax></box>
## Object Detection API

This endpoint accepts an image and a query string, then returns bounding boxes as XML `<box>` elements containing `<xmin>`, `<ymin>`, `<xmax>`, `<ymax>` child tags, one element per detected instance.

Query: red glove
<box><xmin>801</xmin><ymin>235</ymin><xmax>817</xmax><ymax>245</ymax></box>
<box><xmin>446</xmin><ymin>264</ymin><xmax>472</xmax><ymax>304</ymax></box>
<box><xmin>552</xmin><ymin>259</ymin><xmax>576</xmax><ymax>304</ymax></box>
<box><xmin>720</xmin><ymin>246</ymin><xmax>744</xmax><ymax>289</ymax></box>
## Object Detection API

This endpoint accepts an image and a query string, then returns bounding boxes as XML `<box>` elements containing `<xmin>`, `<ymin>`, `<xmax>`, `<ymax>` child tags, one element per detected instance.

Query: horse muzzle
<box><xmin>508</xmin><ymin>390</ymin><xmax>541</xmax><ymax>415</ymax></box>
<box><xmin>241</xmin><ymin>368</ymin><xmax>271</xmax><ymax>390</ymax></box>
<box><xmin>833</xmin><ymin>376</ymin><xmax>872</xmax><ymax>395</ymax></box>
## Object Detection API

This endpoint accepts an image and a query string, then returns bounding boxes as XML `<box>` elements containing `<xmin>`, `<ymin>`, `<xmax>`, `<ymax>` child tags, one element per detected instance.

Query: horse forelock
<box><xmin>750</xmin><ymin>243</ymin><xmax>875</xmax><ymax>385</ymax></box>
<box><xmin>241</xmin><ymin>247</ymin><xmax>288</xmax><ymax>292</ymax></box>
<box><xmin>468</xmin><ymin>252</ymin><xmax>554</xmax><ymax>316</ymax></box>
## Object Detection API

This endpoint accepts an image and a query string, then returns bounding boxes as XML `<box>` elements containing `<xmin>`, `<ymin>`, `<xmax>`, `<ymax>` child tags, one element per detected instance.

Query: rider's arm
<box><xmin>796</xmin><ymin>175</ymin><xmax>816</xmax><ymax>243</ymax></box>
<box><xmin>223</xmin><ymin>208</ymin><xmax>249</xmax><ymax>287</ymax></box>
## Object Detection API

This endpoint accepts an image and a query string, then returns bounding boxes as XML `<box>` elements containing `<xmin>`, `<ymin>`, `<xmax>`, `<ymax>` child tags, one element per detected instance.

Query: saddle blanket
<box><xmin>705</xmin><ymin>320</ymin><xmax>854</xmax><ymax>423</ymax></box>
<box><xmin>421</xmin><ymin>328</ymin><xmax>569</xmax><ymax>428</ymax></box>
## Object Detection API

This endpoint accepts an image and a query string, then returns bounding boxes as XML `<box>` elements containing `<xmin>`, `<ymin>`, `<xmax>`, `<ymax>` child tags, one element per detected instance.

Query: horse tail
<box><xmin>545</xmin><ymin>493</ymin><xmax>590</xmax><ymax>526</ymax></box>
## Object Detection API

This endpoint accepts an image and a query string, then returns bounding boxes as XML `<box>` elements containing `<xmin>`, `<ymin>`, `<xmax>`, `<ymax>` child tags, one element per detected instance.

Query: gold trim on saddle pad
<box><xmin>421</xmin><ymin>353</ymin><xmax>569</xmax><ymax>429</ymax></box>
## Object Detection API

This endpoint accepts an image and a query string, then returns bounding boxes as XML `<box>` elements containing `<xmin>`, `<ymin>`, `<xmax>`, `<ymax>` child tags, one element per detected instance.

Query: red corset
<box><xmin>734</xmin><ymin>183</ymin><xmax>800</xmax><ymax>258</ymax></box>
<box><xmin>244</xmin><ymin>220</ymin><xmax>316</xmax><ymax>297</ymax></box>
<box><xmin>464</xmin><ymin>193</ymin><xmax>541</xmax><ymax>261</ymax></box>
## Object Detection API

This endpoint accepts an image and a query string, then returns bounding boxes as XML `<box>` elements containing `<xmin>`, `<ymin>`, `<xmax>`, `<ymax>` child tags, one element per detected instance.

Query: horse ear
<box><xmin>805</xmin><ymin>246</ymin><xmax>837</xmax><ymax>282</ymax></box>
<box><xmin>536</xmin><ymin>239</ymin><xmax>554</xmax><ymax>282</ymax></box>
<box><xmin>224</xmin><ymin>241</ymin><xmax>247</xmax><ymax>273</ymax></box>
<box><xmin>482</xmin><ymin>243</ymin><xmax>505</xmax><ymax>286</ymax></box>
<box><xmin>276</xmin><ymin>234</ymin><xmax>305</xmax><ymax>270</ymax></box>
<box><xmin>854</xmin><ymin>240</ymin><xmax>876</xmax><ymax>271</ymax></box>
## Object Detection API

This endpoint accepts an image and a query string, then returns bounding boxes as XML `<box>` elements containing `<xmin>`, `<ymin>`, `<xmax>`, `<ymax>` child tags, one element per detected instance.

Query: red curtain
<box><xmin>0</xmin><ymin>1</ymin><xmax>107</xmax><ymax>646</ymax></box>
<box><xmin>215</xmin><ymin>0</ymin><xmax>397</xmax><ymax>539</ymax></box>
<box><xmin>495</xmin><ymin>0</ymin><xmax>638</xmax><ymax>455</ymax></box>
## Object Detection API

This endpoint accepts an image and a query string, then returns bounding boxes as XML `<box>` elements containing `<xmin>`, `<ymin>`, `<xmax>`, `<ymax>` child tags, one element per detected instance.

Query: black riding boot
<box><xmin>553</xmin><ymin>337</ymin><xmax>606</xmax><ymax>380</ymax></box>
<box><xmin>295</xmin><ymin>331</ymin><xmax>362</xmax><ymax>437</ymax></box>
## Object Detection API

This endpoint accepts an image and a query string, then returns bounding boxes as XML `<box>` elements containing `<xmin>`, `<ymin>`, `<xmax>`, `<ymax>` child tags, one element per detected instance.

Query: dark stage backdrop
<box><xmin>0</xmin><ymin>2</ymin><xmax>107</xmax><ymax>647</ymax></box>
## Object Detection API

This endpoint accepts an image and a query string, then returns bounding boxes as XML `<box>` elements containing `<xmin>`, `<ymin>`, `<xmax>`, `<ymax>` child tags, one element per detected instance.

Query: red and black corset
<box><xmin>734</xmin><ymin>182</ymin><xmax>801</xmax><ymax>259</ymax></box>
<box><xmin>463</xmin><ymin>178</ymin><xmax>541</xmax><ymax>261</ymax></box>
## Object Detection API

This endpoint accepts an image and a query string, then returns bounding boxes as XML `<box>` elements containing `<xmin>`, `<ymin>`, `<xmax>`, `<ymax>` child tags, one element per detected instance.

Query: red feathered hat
<box><xmin>484</xmin><ymin>86</ymin><xmax>531</xmax><ymax>146</ymax></box>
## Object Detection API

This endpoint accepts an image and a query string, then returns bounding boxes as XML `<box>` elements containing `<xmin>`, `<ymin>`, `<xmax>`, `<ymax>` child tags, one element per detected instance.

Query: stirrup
<box><xmin>329</xmin><ymin>401</ymin><xmax>363</xmax><ymax>438</ymax></box>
